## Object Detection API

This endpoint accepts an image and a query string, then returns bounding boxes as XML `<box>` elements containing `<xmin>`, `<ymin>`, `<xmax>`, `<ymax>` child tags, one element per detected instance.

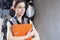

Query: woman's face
<box><xmin>15</xmin><ymin>2</ymin><xmax>25</xmax><ymax>17</ymax></box>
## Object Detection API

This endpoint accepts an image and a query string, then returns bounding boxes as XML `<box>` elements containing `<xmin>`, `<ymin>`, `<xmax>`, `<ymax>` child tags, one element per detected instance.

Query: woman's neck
<box><xmin>17</xmin><ymin>16</ymin><xmax>22</xmax><ymax>20</ymax></box>
<box><xmin>15</xmin><ymin>14</ymin><xmax>22</xmax><ymax>19</ymax></box>
<box><xmin>15</xmin><ymin>15</ymin><xmax>22</xmax><ymax>23</ymax></box>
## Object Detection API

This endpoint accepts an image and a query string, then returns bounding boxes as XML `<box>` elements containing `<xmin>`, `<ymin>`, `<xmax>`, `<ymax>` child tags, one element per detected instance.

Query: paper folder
<box><xmin>11</xmin><ymin>24</ymin><xmax>32</xmax><ymax>40</ymax></box>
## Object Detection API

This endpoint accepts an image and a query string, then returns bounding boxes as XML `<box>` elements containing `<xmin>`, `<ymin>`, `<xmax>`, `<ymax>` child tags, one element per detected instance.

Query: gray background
<box><xmin>34</xmin><ymin>0</ymin><xmax>60</xmax><ymax>40</ymax></box>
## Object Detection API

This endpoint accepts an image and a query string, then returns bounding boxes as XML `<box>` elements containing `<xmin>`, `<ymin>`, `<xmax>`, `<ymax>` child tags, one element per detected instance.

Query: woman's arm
<box><xmin>30</xmin><ymin>20</ymin><xmax>40</xmax><ymax>40</ymax></box>
<box><xmin>7</xmin><ymin>22</ymin><xmax>13</xmax><ymax>40</ymax></box>
<box><xmin>32</xmin><ymin>25</ymin><xmax>40</xmax><ymax>40</ymax></box>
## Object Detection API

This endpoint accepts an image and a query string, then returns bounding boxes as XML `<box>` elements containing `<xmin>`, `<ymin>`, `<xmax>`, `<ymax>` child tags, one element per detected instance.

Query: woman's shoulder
<box><xmin>24</xmin><ymin>17</ymin><xmax>33</xmax><ymax>24</ymax></box>
<box><xmin>9</xmin><ymin>17</ymin><xmax>14</xmax><ymax>21</ymax></box>
<box><xmin>7</xmin><ymin>17</ymin><xmax>14</xmax><ymax>25</ymax></box>
<box><xmin>23</xmin><ymin>17</ymin><xmax>30</xmax><ymax>24</ymax></box>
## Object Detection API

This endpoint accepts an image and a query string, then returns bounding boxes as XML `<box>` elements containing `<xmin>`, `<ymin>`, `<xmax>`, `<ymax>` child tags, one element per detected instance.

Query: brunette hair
<box><xmin>14</xmin><ymin>0</ymin><xmax>26</xmax><ymax>8</ymax></box>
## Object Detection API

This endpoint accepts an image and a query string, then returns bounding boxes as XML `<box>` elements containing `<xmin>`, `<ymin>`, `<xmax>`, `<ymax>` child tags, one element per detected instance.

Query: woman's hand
<box><xmin>26</xmin><ymin>29</ymin><xmax>34</xmax><ymax>38</ymax></box>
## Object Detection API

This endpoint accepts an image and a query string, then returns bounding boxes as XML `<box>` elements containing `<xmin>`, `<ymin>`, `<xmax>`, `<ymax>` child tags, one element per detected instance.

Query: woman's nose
<box><xmin>21</xmin><ymin>9</ymin><xmax>24</xmax><ymax>11</ymax></box>
<box><xmin>21</xmin><ymin>7</ymin><xmax>25</xmax><ymax>11</ymax></box>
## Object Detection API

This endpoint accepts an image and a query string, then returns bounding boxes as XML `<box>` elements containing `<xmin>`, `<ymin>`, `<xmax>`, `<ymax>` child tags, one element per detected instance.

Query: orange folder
<box><xmin>11</xmin><ymin>24</ymin><xmax>32</xmax><ymax>40</ymax></box>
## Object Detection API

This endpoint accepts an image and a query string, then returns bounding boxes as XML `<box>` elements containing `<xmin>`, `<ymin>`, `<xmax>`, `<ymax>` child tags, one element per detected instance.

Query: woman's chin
<box><xmin>21</xmin><ymin>14</ymin><xmax>24</xmax><ymax>16</ymax></box>
<box><xmin>19</xmin><ymin>14</ymin><xmax>24</xmax><ymax>17</ymax></box>
<box><xmin>16</xmin><ymin>13</ymin><xmax>24</xmax><ymax>17</ymax></box>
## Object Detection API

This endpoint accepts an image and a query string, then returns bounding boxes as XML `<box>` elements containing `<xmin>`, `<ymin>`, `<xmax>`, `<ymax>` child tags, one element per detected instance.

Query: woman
<box><xmin>7</xmin><ymin>0</ymin><xmax>40</xmax><ymax>40</ymax></box>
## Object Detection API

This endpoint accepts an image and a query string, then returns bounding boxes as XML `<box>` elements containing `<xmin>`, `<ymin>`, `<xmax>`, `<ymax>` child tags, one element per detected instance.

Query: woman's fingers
<box><xmin>27</xmin><ymin>29</ymin><xmax>34</xmax><ymax>38</ymax></box>
<box><xmin>27</xmin><ymin>29</ymin><xmax>32</xmax><ymax>34</ymax></box>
